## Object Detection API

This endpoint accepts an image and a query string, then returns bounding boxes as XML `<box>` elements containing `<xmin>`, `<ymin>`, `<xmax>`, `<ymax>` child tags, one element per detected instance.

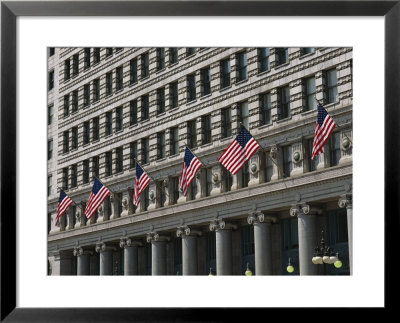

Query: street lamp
<box><xmin>312</xmin><ymin>229</ymin><xmax>342</xmax><ymax>273</ymax></box>
<box><xmin>208</xmin><ymin>267</ymin><xmax>214</xmax><ymax>276</ymax></box>
<box><xmin>245</xmin><ymin>263</ymin><xmax>253</xmax><ymax>276</ymax></box>
<box><xmin>286</xmin><ymin>258</ymin><xmax>295</xmax><ymax>273</ymax></box>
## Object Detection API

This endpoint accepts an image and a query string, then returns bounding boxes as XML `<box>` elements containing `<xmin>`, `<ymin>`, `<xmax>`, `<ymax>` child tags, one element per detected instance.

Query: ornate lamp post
<box><xmin>312</xmin><ymin>229</ymin><xmax>342</xmax><ymax>274</ymax></box>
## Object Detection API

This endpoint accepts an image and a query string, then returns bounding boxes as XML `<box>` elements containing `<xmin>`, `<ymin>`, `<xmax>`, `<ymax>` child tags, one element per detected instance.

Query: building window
<box><xmin>238</xmin><ymin>101</ymin><xmax>249</xmax><ymax>130</ymax></box>
<box><xmin>115</xmin><ymin>106</ymin><xmax>123</xmax><ymax>132</ymax></box>
<box><xmin>63</xmin><ymin>94</ymin><xmax>70</xmax><ymax>117</ymax></box>
<box><xmin>83</xmin><ymin>84</ymin><xmax>90</xmax><ymax>107</ymax></box>
<box><xmin>260</xmin><ymin>93</ymin><xmax>272</xmax><ymax>126</ymax></box>
<box><xmin>71</xmin><ymin>164</ymin><xmax>77</xmax><ymax>188</ymax></box>
<box><xmin>130</xmin><ymin>100</ymin><xmax>138</xmax><ymax>126</ymax></box>
<box><xmin>47</xmin><ymin>139</ymin><xmax>53</xmax><ymax>160</ymax></box>
<box><xmin>48</xmin><ymin>70</ymin><xmax>54</xmax><ymax>91</ymax></box>
<box><xmin>258</xmin><ymin>48</ymin><xmax>270</xmax><ymax>72</ymax></box>
<box><xmin>306</xmin><ymin>138</ymin><xmax>318</xmax><ymax>172</ymax></box>
<box><xmin>188</xmin><ymin>179</ymin><xmax>198</xmax><ymax>201</ymax></box>
<box><xmin>187</xmin><ymin>74</ymin><xmax>196</xmax><ymax>102</ymax></box>
<box><xmin>115</xmin><ymin>47</ymin><xmax>123</xmax><ymax>53</ymax></box>
<box><xmin>222</xmin><ymin>168</ymin><xmax>232</xmax><ymax>192</ymax></box>
<box><xmin>186</xmin><ymin>48</ymin><xmax>195</xmax><ymax>57</ymax></box>
<box><xmin>281</xmin><ymin>217</ymin><xmax>299</xmax><ymax>275</ymax></box>
<box><xmin>278</xmin><ymin>86</ymin><xmax>290</xmax><ymax>120</ymax></box>
<box><xmin>157</xmin><ymin>180</ymin><xmax>166</xmax><ymax>208</ymax></box>
<box><xmin>49</xmin><ymin>48</ymin><xmax>55</xmax><ymax>56</ymax></box>
<box><xmin>282</xmin><ymin>145</ymin><xmax>292</xmax><ymax>177</ymax></box>
<box><xmin>156</xmin><ymin>48</ymin><xmax>165</xmax><ymax>71</ymax></box>
<box><xmin>84</xmin><ymin>48</ymin><xmax>91</xmax><ymax>69</ymax></box>
<box><xmin>157</xmin><ymin>88</ymin><xmax>165</xmax><ymax>114</ymax></box>
<box><xmin>169</xmin><ymin>48</ymin><xmax>178</xmax><ymax>64</ymax></box>
<box><xmin>143</xmin><ymin>187</ymin><xmax>150</xmax><ymax>211</ymax></box>
<box><xmin>206</xmin><ymin>231</ymin><xmax>216</xmax><ymax>274</ymax></box>
<box><xmin>169</xmin><ymin>81</ymin><xmax>178</xmax><ymax>109</ymax></box>
<box><xmin>72</xmin><ymin>54</ymin><xmax>79</xmax><ymax>76</ymax></box>
<box><xmin>329</xmin><ymin>132</ymin><xmax>341</xmax><ymax>167</ymax></box>
<box><xmin>241</xmin><ymin>225</ymin><xmax>255</xmax><ymax>274</ymax></box>
<box><xmin>63</xmin><ymin>130</ymin><xmax>69</xmax><ymax>153</ymax></box>
<box><xmin>304</xmin><ymin>77</ymin><xmax>317</xmax><ymax>111</ymax></box>
<box><xmin>220</xmin><ymin>58</ymin><xmax>231</xmax><ymax>89</ymax></box>
<box><xmin>92</xmin><ymin>156</ymin><xmax>99</xmax><ymax>179</ymax></box>
<box><xmin>237</xmin><ymin>51</ymin><xmax>247</xmax><ymax>82</ymax></box>
<box><xmin>241</xmin><ymin>163</ymin><xmax>249</xmax><ymax>188</ymax></box>
<box><xmin>141</xmin><ymin>95</ymin><xmax>149</xmax><ymax>121</ymax></box>
<box><xmin>157</xmin><ymin>132</ymin><xmax>166</xmax><ymax>160</ymax></box>
<box><xmin>201</xmin><ymin>67</ymin><xmax>211</xmax><ymax>96</ymax></box>
<box><xmin>276</xmin><ymin>48</ymin><xmax>289</xmax><ymax>65</ymax></box>
<box><xmin>72</xmin><ymin>90</ymin><xmax>78</xmax><ymax>113</ymax></box>
<box><xmin>264</xmin><ymin>152</ymin><xmax>273</xmax><ymax>182</ymax></box>
<box><xmin>116</xmin><ymin>147</ymin><xmax>123</xmax><ymax>173</ymax></box>
<box><xmin>116</xmin><ymin>66</ymin><xmax>123</xmax><ymax>91</ymax></box>
<box><xmin>141</xmin><ymin>53</ymin><xmax>149</xmax><ymax>79</ymax></box>
<box><xmin>302</xmin><ymin>47</ymin><xmax>315</xmax><ymax>55</ymax></box>
<box><xmin>202</xmin><ymin>114</ymin><xmax>212</xmax><ymax>145</ymax></box>
<box><xmin>48</xmin><ymin>105</ymin><xmax>54</xmax><ymax>125</ymax></box>
<box><xmin>64</xmin><ymin>59</ymin><xmax>70</xmax><ymax>81</ymax></box>
<box><xmin>130</xmin><ymin>142</ymin><xmax>137</xmax><ymax>169</ymax></box>
<box><xmin>63</xmin><ymin>168</ymin><xmax>69</xmax><ymax>190</ymax></box>
<box><xmin>205</xmin><ymin>168</ymin><xmax>213</xmax><ymax>197</ymax></box>
<box><xmin>106</xmin><ymin>72</ymin><xmax>112</xmax><ymax>96</ymax></box>
<box><xmin>187</xmin><ymin>120</ymin><xmax>197</xmax><ymax>149</ymax></box>
<box><xmin>172</xmin><ymin>177</ymin><xmax>179</xmax><ymax>204</ymax></box>
<box><xmin>71</xmin><ymin>127</ymin><xmax>78</xmax><ymax>150</ymax></box>
<box><xmin>106</xmin><ymin>48</ymin><xmax>113</xmax><ymax>57</ymax></box>
<box><xmin>93</xmin><ymin>78</ymin><xmax>100</xmax><ymax>102</ymax></box>
<box><xmin>105</xmin><ymin>111</ymin><xmax>113</xmax><ymax>136</ymax></box>
<box><xmin>325</xmin><ymin>69</ymin><xmax>338</xmax><ymax>104</ymax></box>
<box><xmin>105</xmin><ymin>151</ymin><xmax>112</xmax><ymax>176</ymax></box>
<box><xmin>93</xmin><ymin>48</ymin><xmax>100</xmax><ymax>64</ymax></box>
<box><xmin>83</xmin><ymin>159</ymin><xmax>90</xmax><ymax>184</ymax></box>
<box><xmin>141</xmin><ymin>138</ymin><xmax>150</xmax><ymax>164</ymax></box>
<box><xmin>221</xmin><ymin>107</ymin><xmax>232</xmax><ymax>138</ymax></box>
<box><xmin>130</xmin><ymin>58</ymin><xmax>137</xmax><ymax>84</ymax></box>
<box><xmin>170</xmin><ymin>127</ymin><xmax>179</xmax><ymax>156</ymax></box>
<box><xmin>83</xmin><ymin>121</ymin><xmax>90</xmax><ymax>145</ymax></box>
<box><xmin>92</xmin><ymin>117</ymin><xmax>99</xmax><ymax>141</ymax></box>
<box><xmin>47</xmin><ymin>175</ymin><xmax>52</xmax><ymax>197</ymax></box>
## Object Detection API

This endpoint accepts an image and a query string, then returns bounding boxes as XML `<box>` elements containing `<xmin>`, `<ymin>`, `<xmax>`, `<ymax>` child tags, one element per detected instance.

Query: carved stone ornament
<box><xmin>149</xmin><ymin>190</ymin><xmax>155</xmax><ymax>201</ymax></box>
<box><xmin>209</xmin><ymin>219</ymin><xmax>226</xmax><ymax>231</ymax></box>
<box><xmin>73</xmin><ymin>247</ymin><xmax>83</xmax><ymax>257</ymax></box>
<box><xmin>146</xmin><ymin>232</ymin><xmax>160</xmax><ymax>243</ymax></box>
<box><xmin>338</xmin><ymin>194</ymin><xmax>352</xmax><ymax>209</ymax></box>
<box><xmin>292</xmin><ymin>151</ymin><xmax>301</xmax><ymax>163</ymax></box>
<box><xmin>163</xmin><ymin>179</ymin><xmax>168</xmax><ymax>187</ymax></box>
<box><xmin>212</xmin><ymin>173</ymin><xmax>219</xmax><ymax>184</ymax></box>
<box><xmin>122</xmin><ymin>197</ymin><xmax>128</xmax><ymax>209</ymax></box>
<box><xmin>290</xmin><ymin>203</ymin><xmax>321</xmax><ymax>217</ymax></box>
<box><xmin>95</xmin><ymin>243</ymin><xmax>106</xmax><ymax>253</ymax></box>
<box><xmin>270</xmin><ymin>145</ymin><xmax>278</xmax><ymax>160</ymax></box>
<box><xmin>250</xmin><ymin>162</ymin><xmax>258</xmax><ymax>174</ymax></box>
<box><xmin>109</xmin><ymin>194</ymin><xmax>114</xmax><ymax>203</ymax></box>
<box><xmin>98</xmin><ymin>204</ymin><xmax>104</xmax><ymax>215</ymax></box>
<box><xmin>247</xmin><ymin>212</ymin><xmax>264</xmax><ymax>225</ymax></box>
<box><xmin>75</xmin><ymin>210</ymin><xmax>81</xmax><ymax>222</ymax></box>
<box><xmin>176</xmin><ymin>226</ymin><xmax>191</xmax><ymax>237</ymax></box>
<box><xmin>342</xmin><ymin>137</ymin><xmax>352</xmax><ymax>150</ymax></box>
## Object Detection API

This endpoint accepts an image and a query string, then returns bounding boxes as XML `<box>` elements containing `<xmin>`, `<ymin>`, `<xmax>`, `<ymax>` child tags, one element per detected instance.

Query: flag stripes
<box><xmin>85</xmin><ymin>178</ymin><xmax>111</xmax><ymax>220</ymax></box>
<box><xmin>133</xmin><ymin>162</ymin><xmax>151</xmax><ymax>206</ymax></box>
<box><xmin>311</xmin><ymin>104</ymin><xmax>336</xmax><ymax>160</ymax></box>
<box><xmin>179</xmin><ymin>147</ymin><xmax>202</xmax><ymax>196</ymax></box>
<box><xmin>55</xmin><ymin>190</ymin><xmax>73</xmax><ymax>225</ymax></box>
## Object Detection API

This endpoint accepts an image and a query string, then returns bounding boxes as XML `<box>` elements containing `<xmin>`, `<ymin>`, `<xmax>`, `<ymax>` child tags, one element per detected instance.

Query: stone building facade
<box><xmin>47</xmin><ymin>47</ymin><xmax>353</xmax><ymax>276</ymax></box>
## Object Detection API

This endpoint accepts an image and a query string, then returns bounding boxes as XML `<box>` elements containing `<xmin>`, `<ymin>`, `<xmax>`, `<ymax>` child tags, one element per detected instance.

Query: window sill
<box><xmin>299</xmin><ymin>51</ymin><xmax>315</xmax><ymax>59</ymax></box>
<box><xmin>156</xmin><ymin>111</ymin><xmax>167</xmax><ymax>118</ymax></box>
<box><xmin>274</xmin><ymin>62</ymin><xmax>290</xmax><ymax>70</ymax></box>
<box><xmin>92</xmin><ymin>139</ymin><xmax>100</xmax><ymax>144</ymax></box>
<box><xmin>105</xmin><ymin>93</ymin><xmax>113</xmax><ymax>99</ymax></box>
<box><xmin>200</xmin><ymin>93</ymin><xmax>212</xmax><ymax>101</ymax></box>
<box><xmin>169</xmin><ymin>61</ymin><xmax>179</xmax><ymax>68</ymax></box>
<box><xmin>276</xmin><ymin>116</ymin><xmax>292</xmax><ymax>124</ymax></box>
<box><xmin>185</xmin><ymin>53</ymin><xmax>196</xmax><ymax>59</ymax></box>
<box><xmin>219</xmin><ymin>84</ymin><xmax>232</xmax><ymax>93</ymax></box>
<box><xmin>140</xmin><ymin>75</ymin><xmax>150</xmax><ymax>82</ymax></box>
<box><xmin>105</xmin><ymin>133</ymin><xmax>113</xmax><ymax>139</ymax></box>
<box><xmin>115</xmin><ymin>129</ymin><xmax>124</xmax><ymax>135</ymax></box>
<box><xmin>140</xmin><ymin>119</ymin><xmax>150</xmax><ymax>125</ymax></box>
<box><xmin>156</xmin><ymin>157</ymin><xmax>167</xmax><ymax>163</ymax></box>
<box><xmin>235</xmin><ymin>78</ymin><xmax>248</xmax><ymax>86</ymax></box>
<box><xmin>129</xmin><ymin>81</ymin><xmax>138</xmax><ymax>87</ymax></box>
<box><xmin>257</xmin><ymin>69</ymin><xmax>271</xmax><ymax>77</ymax></box>
<box><xmin>258</xmin><ymin>122</ymin><xmax>273</xmax><ymax>131</ymax></box>
<box><xmin>220</xmin><ymin>135</ymin><xmax>233</xmax><ymax>143</ymax></box>
<box><xmin>168</xmin><ymin>153</ymin><xmax>179</xmax><ymax>159</ymax></box>
<box><xmin>115</xmin><ymin>89</ymin><xmax>124</xmax><ymax>95</ymax></box>
<box><xmin>105</xmin><ymin>54</ymin><xmax>113</xmax><ymax>60</ymax></box>
<box><xmin>168</xmin><ymin>107</ymin><xmax>179</xmax><ymax>113</ymax></box>
<box><xmin>82</xmin><ymin>143</ymin><xmax>90</xmax><ymax>148</ymax></box>
<box><xmin>201</xmin><ymin>142</ymin><xmax>213</xmax><ymax>148</ymax></box>
<box><xmin>156</xmin><ymin>67</ymin><xmax>166</xmax><ymax>74</ymax></box>
<box><xmin>187</xmin><ymin>99</ymin><xmax>197</xmax><ymax>105</ymax></box>
<box><xmin>129</xmin><ymin>123</ymin><xmax>138</xmax><ymax>129</ymax></box>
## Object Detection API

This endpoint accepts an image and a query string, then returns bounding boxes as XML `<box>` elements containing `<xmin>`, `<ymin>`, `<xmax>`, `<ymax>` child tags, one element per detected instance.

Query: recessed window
<box><xmin>63</xmin><ymin>94</ymin><xmax>70</xmax><ymax>117</ymax></box>
<box><xmin>157</xmin><ymin>180</ymin><xmax>167</xmax><ymax>208</ymax></box>
<box><xmin>221</xmin><ymin>107</ymin><xmax>232</xmax><ymax>138</ymax></box>
<box><xmin>264</xmin><ymin>152</ymin><xmax>273</xmax><ymax>182</ymax></box>
<box><xmin>282</xmin><ymin>145</ymin><xmax>292</xmax><ymax>177</ymax></box>
<box><xmin>93</xmin><ymin>48</ymin><xmax>100</xmax><ymax>64</ymax></box>
<box><xmin>278</xmin><ymin>86</ymin><xmax>290</xmax><ymax>120</ymax></box>
<box><xmin>306</xmin><ymin>138</ymin><xmax>318</xmax><ymax>172</ymax></box>
<box><xmin>130</xmin><ymin>58</ymin><xmax>138</xmax><ymax>84</ymax></box>
<box><xmin>72</xmin><ymin>54</ymin><xmax>79</xmax><ymax>76</ymax></box>
<box><xmin>141</xmin><ymin>138</ymin><xmax>150</xmax><ymax>164</ymax></box>
<box><xmin>238</xmin><ymin>101</ymin><xmax>249</xmax><ymax>129</ymax></box>
<box><xmin>47</xmin><ymin>139</ymin><xmax>53</xmax><ymax>160</ymax></box>
<box><xmin>157</xmin><ymin>87</ymin><xmax>165</xmax><ymax>114</ymax></box>
<box><xmin>241</xmin><ymin>163</ymin><xmax>249</xmax><ymax>188</ymax></box>
<box><xmin>72</xmin><ymin>90</ymin><xmax>78</xmax><ymax>113</ymax></box>
<box><xmin>49</xmin><ymin>48</ymin><xmax>55</xmax><ymax>57</ymax></box>
<box><xmin>83</xmin><ymin>84</ymin><xmax>90</xmax><ymax>107</ymax></box>
<box><xmin>220</xmin><ymin>58</ymin><xmax>231</xmax><ymax>88</ymax></box>
<box><xmin>92</xmin><ymin>156</ymin><xmax>99</xmax><ymax>179</ymax></box>
<box><xmin>116</xmin><ymin>66</ymin><xmax>123</xmax><ymax>91</ymax></box>
<box><xmin>105</xmin><ymin>72</ymin><xmax>112</xmax><ymax>96</ymax></box>
<box><xmin>116</xmin><ymin>147</ymin><xmax>123</xmax><ymax>173</ymax></box>
<box><xmin>156</xmin><ymin>48</ymin><xmax>165</xmax><ymax>71</ymax></box>
<box><xmin>130</xmin><ymin>100</ymin><xmax>138</xmax><ymax>126</ymax></box>
<box><xmin>141</xmin><ymin>95</ymin><xmax>149</xmax><ymax>121</ymax></box>
<box><xmin>223</xmin><ymin>168</ymin><xmax>232</xmax><ymax>192</ymax></box>
<box><xmin>302</xmin><ymin>47</ymin><xmax>315</xmax><ymax>55</ymax></box>
<box><xmin>63</xmin><ymin>130</ymin><xmax>69</xmax><ymax>153</ymax></box>
<box><xmin>170</xmin><ymin>127</ymin><xmax>179</xmax><ymax>156</ymax></box>
<box><xmin>93</xmin><ymin>78</ymin><xmax>100</xmax><ymax>102</ymax></box>
<box><xmin>325</xmin><ymin>69</ymin><xmax>338</xmax><ymax>104</ymax></box>
<box><xmin>169</xmin><ymin>48</ymin><xmax>178</xmax><ymax>64</ymax></box>
<box><xmin>187</xmin><ymin>74</ymin><xmax>196</xmax><ymax>102</ymax></box>
<box><xmin>47</xmin><ymin>175</ymin><xmax>52</xmax><ymax>196</ymax></box>
<box><xmin>130</xmin><ymin>142</ymin><xmax>137</xmax><ymax>169</ymax></box>
<box><xmin>186</xmin><ymin>48</ymin><xmax>195</xmax><ymax>57</ymax></box>
<box><xmin>157</xmin><ymin>132</ymin><xmax>166</xmax><ymax>160</ymax></box>
<box><xmin>115</xmin><ymin>106</ymin><xmax>123</xmax><ymax>132</ymax></box>
<box><xmin>48</xmin><ymin>70</ymin><xmax>54</xmax><ymax>91</ymax></box>
<box><xmin>63</xmin><ymin>168</ymin><xmax>69</xmax><ymax>190</ymax></box>
<box><xmin>71</xmin><ymin>127</ymin><xmax>78</xmax><ymax>150</ymax></box>
<box><xmin>105</xmin><ymin>48</ymin><xmax>113</xmax><ymax>57</ymax></box>
<box><xmin>304</xmin><ymin>77</ymin><xmax>317</xmax><ymax>111</ymax></box>
<box><xmin>202</xmin><ymin>114</ymin><xmax>212</xmax><ymax>145</ymax></box>
<box><xmin>276</xmin><ymin>48</ymin><xmax>289</xmax><ymax>66</ymax></box>
<box><xmin>187</xmin><ymin>120</ymin><xmax>197</xmax><ymax>149</ymax></box>
<box><xmin>169</xmin><ymin>81</ymin><xmax>178</xmax><ymax>109</ymax></box>
<box><xmin>92</xmin><ymin>117</ymin><xmax>99</xmax><ymax>141</ymax></box>
<box><xmin>105</xmin><ymin>151</ymin><xmax>112</xmax><ymax>176</ymax></box>
<box><xmin>48</xmin><ymin>105</ymin><xmax>54</xmax><ymax>125</ymax></box>
<box><xmin>83</xmin><ymin>159</ymin><xmax>90</xmax><ymax>184</ymax></box>
<box><xmin>71</xmin><ymin>164</ymin><xmax>77</xmax><ymax>188</ymax></box>
<box><xmin>141</xmin><ymin>53</ymin><xmax>149</xmax><ymax>79</ymax></box>
<box><xmin>64</xmin><ymin>59</ymin><xmax>70</xmax><ymax>81</ymax></box>
<box><xmin>171</xmin><ymin>177</ymin><xmax>180</xmax><ymax>204</ymax></box>
<box><xmin>260</xmin><ymin>93</ymin><xmax>272</xmax><ymax>126</ymax></box>
<box><xmin>84</xmin><ymin>48</ymin><xmax>91</xmax><ymax>69</ymax></box>
<box><xmin>105</xmin><ymin>111</ymin><xmax>113</xmax><ymax>136</ymax></box>
<box><xmin>237</xmin><ymin>51</ymin><xmax>247</xmax><ymax>82</ymax></box>
<box><xmin>201</xmin><ymin>67</ymin><xmax>211</xmax><ymax>96</ymax></box>
<box><xmin>205</xmin><ymin>168</ymin><xmax>213</xmax><ymax>197</ymax></box>
<box><xmin>258</xmin><ymin>48</ymin><xmax>270</xmax><ymax>73</ymax></box>
<box><xmin>83</xmin><ymin>121</ymin><xmax>90</xmax><ymax>145</ymax></box>
<box><xmin>329</xmin><ymin>132</ymin><xmax>341</xmax><ymax>167</ymax></box>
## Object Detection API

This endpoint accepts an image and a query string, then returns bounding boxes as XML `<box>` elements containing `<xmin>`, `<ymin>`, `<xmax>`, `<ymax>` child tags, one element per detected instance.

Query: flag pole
<box><xmin>58</xmin><ymin>188</ymin><xmax>83</xmax><ymax>210</ymax></box>
<box><xmin>313</xmin><ymin>96</ymin><xmax>353</xmax><ymax>145</ymax></box>
<box><xmin>134</xmin><ymin>159</ymin><xmax>170</xmax><ymax>198</ymax></box>
<box><xmin>239</xmin><ymin>123</ymin><xmax>285</xmax><ymax>178</ymax></box>
<box><xmin>94</xmin><ymin>176</ymin><xmax>123</xmax><ymax>204</ymax></box>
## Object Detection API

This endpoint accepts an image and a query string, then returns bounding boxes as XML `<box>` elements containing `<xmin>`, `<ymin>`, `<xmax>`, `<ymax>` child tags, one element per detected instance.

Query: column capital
<box><xmin>95</xmin><ymin>242</ymin><xmax>117</xmax><ymax>253</ymax></box>
<box><xmin>176</xmin><ymin>225</ymin><xmax>202</xmax><ymax>237</ymax></box>
<box><xmin>247</xmin><ymin>212</ymin><xmax>277</xmax><ymax>225</ymax></box>
<box><xmin>338</xmin><ymin>194</ymin><xmax>352</xmax><ymax>209</ymax></box>
<box><xmin>119</xmin><ymin>237</ymin><xmax>142</xmax><ymax>248</ymax></box>
<box><xmin>73</xmin><ymin>247</ymin><xmax>93</xmax><ymax>256</ymax></box>
<box><xmin>290</xmin><ymin>203</ymin><xmax>322</xmax><ymax>217</ymax></box>
<box><xmin>146</xmin><ymin>232</ymin><xmax>170</xmax><ymax>243</ymax></box>
<box><xmin>209</xmin><ymin>219</ymin><xmax>237</xmax><ymax>232</ymax></box>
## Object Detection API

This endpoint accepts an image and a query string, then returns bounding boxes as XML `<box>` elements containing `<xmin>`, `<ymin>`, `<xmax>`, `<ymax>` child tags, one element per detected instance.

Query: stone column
<box><xmin>209</xmin><ymin>219</ymin><xmax>237</xmax><ymax>275</ymax></box>
<box><xmin>290</xmin><ymin>204</ymin><xmax>320</xmax><ymax>275</ymax></box>
<box><xmin>248</xmin><ymin>153</ymin><xmax>260</xmax><ymax>187</ymax></box>
<box><xmin>95</xmin><ymin>243</ymin><xmax>116</xmax><ymax>276</ymax></box>
<box><xmin>339</xmin><ymin>193</ymin><xmax>353</xmax><ymax>275</ymax></box>
<box><xmin>120</xmin><ymin>237</ymin><xmax>142</xmax><ymax>275</ymax></box>
<box><xmin>247</xmin><ymin>212</ymin><xmax>276</xmax><ymax>275</ymax></box>
<box><xmin>270</xmin><ymin>144</ymin><xmax>282</xmax><ymax>181</ymax></box>
<box><xmin>73</xmin><ymin>247</ymin><xmax>93</xmax><ymax>275</ymax></box>
<box><xmin>147</xmin><ymin>232</ymin><xmax>170</xmax><ymax>275</ymax></box>
<box><xmin>49</xmin><ymin>250</ymin><xmax>73</xmax><ymax>275</ymax></box>
<box><xmin>177</xmin><ymin>226</ymin><xmax>202</xmax><ymax>275</ymax></box>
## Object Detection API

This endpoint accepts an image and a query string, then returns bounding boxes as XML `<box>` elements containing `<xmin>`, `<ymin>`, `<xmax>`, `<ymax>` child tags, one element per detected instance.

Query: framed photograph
<box><xmin>1</xmin><ymin>1</ymin><xmax>397</xmax><ymax>321</ymax></box>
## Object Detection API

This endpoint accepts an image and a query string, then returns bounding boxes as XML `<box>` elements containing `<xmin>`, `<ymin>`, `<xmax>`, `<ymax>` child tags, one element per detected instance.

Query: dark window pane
<box><xmin>187</xmin><ymin>74</ymin><xmax>196</xmax><ymax>102</ymax></box>
<box><xmin>237</xmin><ymin>51</ymin><xmax>247</xmax><ymax>81</ymax></box>
<box><xmin>258</xmin><ymin>48</ymin><xmax>270</xmax><ymax>72</ymax></box>
<box><xmin>220</xmin><ymin>58</ymin><xmax>231</xmax><ymax>88</ymax></box>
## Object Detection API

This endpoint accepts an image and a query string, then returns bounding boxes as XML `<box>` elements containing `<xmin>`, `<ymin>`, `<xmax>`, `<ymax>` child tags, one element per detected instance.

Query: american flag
<box><xmin>133</xmin><ymin>162</ymin><xmax>151</xmax><ymax>207</ymax></box>
<box><xmin>218</xmin><ymin>126</ymin><xmax>261</xmax><ymax>175</ymax></box>
<box><xmin>179</xmin><ymin>147</ymin><xmax>203</xmax><ymax>196</ymax></box>
<box><xmin>311</xmin><ymin>104</ymin><xmax>336</xmax><ymax>160</ymax></box>
<box><xmin>55</xmin><ymin>190</ymin><xmax>73</xmax><ymax>225</ymax></box>
<box><xmin>85</xmin><ymin>178</ymin><xmax>111</xmax><ymax>220</ymax></box>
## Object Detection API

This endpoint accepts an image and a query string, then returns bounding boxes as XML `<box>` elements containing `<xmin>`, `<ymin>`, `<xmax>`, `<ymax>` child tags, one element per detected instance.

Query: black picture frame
<box><xmin>1</xmin><ymin>1</ymin><xmax>397</xmax><ymax>321</ymax></box>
